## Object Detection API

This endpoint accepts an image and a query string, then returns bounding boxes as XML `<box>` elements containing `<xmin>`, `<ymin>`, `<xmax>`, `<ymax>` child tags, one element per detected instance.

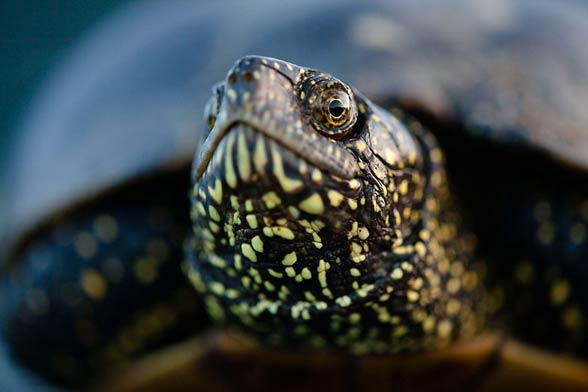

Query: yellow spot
<box><xmin>336</xmin><ymin>296</ymin><xmax>352</xmax><ymax>307</ymax></box>
<box><xmin>230</xmin><ymin>195</ymin><xmax>240</xmax><ymax>210</ymax></box>
<box><xmin>430</xmin><ymin>148</ymin><xmax>443</xmax><ymax>163</ymax></box>
<box><xmin>208</xmin><ymin>205</ymin><xmax>221</xmax><ymax>222</ymax></box>
<box><xmin>384</xmin><ymin>148</ymin><xmax>397</xmax><ymax>164</ymax></box>
<box><xmin>93</xmin><ymin>215</ymin><xmax>118</xmax><ymax>243</ymax></box>
<box><xmin>81</xmin><ymin>270</ymin><xmax>107</xmax><ymax>301</ymax></box>
<box><xmin>288</xmin><ymin>206</ymin><xmax>300</xmax><ymax>219</ymax></box>
<box><xmin>184</xmin><ymin>266</ymin><xmax>206</xmax><ymax>292</ymax></box>
<box><xmin>226</xmin><ymin>88</ymin><xmax>237</xmax><ymax>102</ymax></box>
<box><xmin>350</xmin><ymin>242</ymin><xmax>362</xmax><ymax>255</ymax></box>
<box><xmin>437</xmin><ymin>319</ymin><xmax>453</xmax><ymax>339</ymax></box>
<box><xmin>272</xmin><ymin>226</ymin><xmax>295</xmax><ymax>240</ymax></box>
<box><xmin>358</xmin><ymin>227</ymin><xmax>369</xmax><ymax>240</ymax></box>
<box><xmin>348</xmin><ymin>179</ymin><xmax>360</xmax><ymax>190</ymax></box>
<box><xmin>327</xmin><ymin>190</ymin><xmax>344</xmax><ymax>207</ymax></box>
<box><xmin>355</xmin><ymin>140</ymin><xmax>367</xmax><ymax>152</ymax></box>
<box><xmin>304</xmin><ymin>291</ymin><xmax>317</xmax><ymax>302</ymax></box>
<box><xmin>399</xmin><ymin>180</ymin><xmax>409</xmax><ymax>196</ymax></box>
<box><xmin>406</xmin><ymin>290</ymin><xmax>419</xmax><ymax>302</ymax></box>
<box><xmin>241</xmin><ymin>244</ymin><xmax>257</xmax><ymax>262</ymax></box>
<box><xmin>271</xmin><ymin>144</ymin><xmax>303</xmax><ymax>192</ymax></box>
<box><xmin>311</xmin><ymin>169</ymin><xmax>322</xmax><ymax>182</ymax></box>
<box><xmin>262</xmin><ymin>191</ymin><xmax>282</xmax><ymax>209</ymax></box>
<box><xmin>234</xmin><ymin>255</ymin><xmax>242</xmax><ymax>270</ymax></box>
<box><xmin>299</xmin><ymin>193</ymin><xmax>325</xmax><ymax>215</ymax></box>
<box><xmin>209</xmin><ymin>221</ymin><xmax>220</xmax><ymax>233</ymax></box>
<box><xmin>208</xmin><ymin>254</ymin><xmax>226</xmax><ymax>269</ymax></box>
<box><xmin>236</xmin><ymin>131</ymin><xmax>252</xmax><ymax>181</ymax></box>
<box><xmin>391</xmin><ymin>268</ymin><xmax>403</xmax><ymax>280</ymax></box>
<box><xmin>446</xmin><ymin>278</ymin><xmax>461</xmax><ymax>294</ymax></box>
<box><xmin>550</xmin><ymin>279</ymin><xmax>570</xmax><ymax>305</ymax></box>
<box><xmin>242</xmin><ymin>199</ymin><xmax>252</xmax><ymax>212</ymax></box>
<box><xmin>318</xmin><ymin>259</ymin><xmax>329</xmax><ymax>287</ymax></box>
<box><xmin>462</xmin><ymin>271</ymin><xmax>479</xmax><ymax>292</ymax></box>
<box><xmin>415</xmin><ymin>242</ymin><xmax>426</xmax><ymax>257</ymax></box>
<box><xmin>422</xmin><ymin>316</ymin><xmax>436</xmax><ymax>334</ymax></box>
<box><xmin>208</xmin><ymin>179</ymin><xmax>223</xmax><ymax>204</ymax></box>
<box><xmin>410</xmin><ymin>277</ymin><xmax>424</xmax><ymax>290</ymax></box>
<box><xmin>224</xmin><ymin>134</ymin><xmax>237</xmax><ymax>188</ymax></box>
<box><xmin>348</xmin><ymin>223</ymin><xmax>359</xmax><ymax>239</ymax></box>
<box><xmin>210</xmin><ymin>282</ymin><xmax>225</xmax><ymax>296</ymax></box>
<box><xmin>251</xmin><ymin>236</ymin><xmax>264</xmax><ymax>253</ymax></box>
<box><xmin>301</xmin><ymin>268</ymin><xmax>312</xmax><ymax>280</ymax></box>
<box><xmin>281</xmin><ymin>252</ymin><xmax>297</xmax><ymax>266</ymax></box>
<box><xmin>350</xmin><ymin>268</ymin><xmax>361</xmax><ymax>277</ymax></box>
<box><xmin>196</xmin><ymin>202</ymin><xmax>206</xmax><ymax>216</ymax></box>
<box><xmin>348</xmin><ymin>199</ymin><xmax>358</xmax><ymax>210</ymax></box>
<box><xmin>246</xmin><ymin>214</ymin><xmax>258</xmax><ymax>229</ymax></box>
<box><xmin>253</xmin><ymin>137</ymin><xmax>267</xmax><ymax>173</ymax></box>
<box><xmin>197</xmin><ymin>186</ymin><xmax>206</xmax><ymax>200</ymax></box>
<box><xmin>446</xmin><ymin>299</ymin><xmax>461</xmax><ymax>316</ymax></box>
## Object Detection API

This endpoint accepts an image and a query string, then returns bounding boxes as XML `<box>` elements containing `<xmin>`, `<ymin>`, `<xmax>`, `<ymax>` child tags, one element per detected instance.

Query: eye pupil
<box><xmin>328</xmin><ymin>99</ymin><xmax>346</xmax><ymax>119</ymax></box>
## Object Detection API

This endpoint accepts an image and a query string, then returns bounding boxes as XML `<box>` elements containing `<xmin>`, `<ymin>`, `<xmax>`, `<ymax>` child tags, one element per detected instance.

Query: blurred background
<box><xmin>0</xmin><ymin>1</ymin><xmax>125</xmax><ymax>159</ymax></box>
<box><xmin>1</xmin><ymin>3</ymin><xmax>127</xmax><ymax>389</ymax></box>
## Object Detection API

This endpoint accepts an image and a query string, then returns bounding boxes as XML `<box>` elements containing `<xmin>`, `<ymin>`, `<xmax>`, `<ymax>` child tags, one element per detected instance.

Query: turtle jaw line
<box><xmin>194</xmin><ymin>120</ymin><xmax>357</xmax><ymax>183</ymax></box>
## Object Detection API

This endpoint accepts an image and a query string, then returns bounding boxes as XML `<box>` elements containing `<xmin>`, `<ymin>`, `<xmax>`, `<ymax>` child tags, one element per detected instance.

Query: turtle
<box><xmin>1</xmin><ymin>0</ymin><xmax>588</xmax><ymax>390</ymax></box>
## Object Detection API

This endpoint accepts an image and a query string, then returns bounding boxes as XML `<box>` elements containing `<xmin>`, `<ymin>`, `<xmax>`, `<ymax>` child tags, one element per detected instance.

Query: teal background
<box><xmin>0</xmin><ymin>1</ymin><xmax>131</xmax><ymax>165</ymax></box>
<box><xmin>0</xmin><ymin>2</ymin><xmax>128</xmax><ymax>390</ymax></box>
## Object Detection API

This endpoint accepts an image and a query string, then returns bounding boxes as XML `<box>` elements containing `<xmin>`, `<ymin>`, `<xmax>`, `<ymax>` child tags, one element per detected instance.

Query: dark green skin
<box><xmin>186</xmin><ymin>56</ymin><xmax>484</xmax><ymax>354</ymax></box>
<box><xmin>3</xmin><ymin>0</ymin><xmax>588</xmax><ymax>388</ymax></box>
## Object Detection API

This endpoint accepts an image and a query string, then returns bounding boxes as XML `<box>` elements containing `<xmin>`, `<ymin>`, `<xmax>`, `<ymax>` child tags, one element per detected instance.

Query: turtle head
<box><xmin>187</xmin><ymin>56</ymin><xmax>481</xmax><ymax>353</ymax></box>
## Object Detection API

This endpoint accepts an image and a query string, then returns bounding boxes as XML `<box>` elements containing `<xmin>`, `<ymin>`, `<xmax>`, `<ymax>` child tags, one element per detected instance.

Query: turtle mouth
<box><xmin>193</xmin><ymin>123</ymin><xmax>362</xmax><ymax>202</ymax></box>
<box><xmin>193</xmin><ymin>120</ymin><xmax>358</xmax><ymax>183</ymax></box>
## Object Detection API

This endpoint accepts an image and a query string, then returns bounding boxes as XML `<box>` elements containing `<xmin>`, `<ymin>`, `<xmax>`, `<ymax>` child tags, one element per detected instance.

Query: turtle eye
<box><xmin>325</xmin><ymin>94</ymin><xmax>351</xmax><ymax>126</ymax></box>
<box><xmin>306</xmin><ymin>79</ymin><xmax>357</xmax><ymax>138</ymax></box>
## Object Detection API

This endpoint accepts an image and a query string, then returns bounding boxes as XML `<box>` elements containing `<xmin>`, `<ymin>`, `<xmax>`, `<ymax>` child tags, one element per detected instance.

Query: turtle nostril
<box><xmin>228</xmin><ymin>72</ymin><xmax>237</xmax><ymax>84</ymax></box>
<box><xmin>242</xmin><ymin>71</ymin><xmax>253</xmax><ymax>83</ymax></box>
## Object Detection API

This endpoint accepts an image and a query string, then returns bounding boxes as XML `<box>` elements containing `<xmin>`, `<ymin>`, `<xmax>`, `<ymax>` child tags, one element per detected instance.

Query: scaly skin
<box><xmin>186</xmin><ymin>56</ymin><xmax>485</xmax><ymax>354</ymax></box>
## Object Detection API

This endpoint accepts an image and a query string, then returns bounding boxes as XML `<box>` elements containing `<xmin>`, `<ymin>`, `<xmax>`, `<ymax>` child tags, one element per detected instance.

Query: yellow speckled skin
<box><xmin>186</xmin><ymin>57</ymin><xmax>485</xmax><ymax>354</ymax></box>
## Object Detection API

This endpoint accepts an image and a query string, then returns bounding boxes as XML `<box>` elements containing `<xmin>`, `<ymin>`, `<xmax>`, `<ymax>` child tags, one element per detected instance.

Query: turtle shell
<box><xmin>3</xmin><ymin>0</ymin><xmax>588</xmax><ymax>389</ymax></box>
<box><xmin>5</xmin><ymin>0</ymin><xmax>588</xmax><ymax>261</ymax></box>
<box><xmin>98</xmin><ymin>331</ymin><xmax>588</xmax><ymax>392</ymax></box>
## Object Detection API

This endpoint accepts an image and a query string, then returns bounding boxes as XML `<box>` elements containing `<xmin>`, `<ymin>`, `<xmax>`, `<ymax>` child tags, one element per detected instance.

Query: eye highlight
<box><xmin>300</xmin><ymin>73</ymin><xmax>358</xmax><ymax>139</ymax></box>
